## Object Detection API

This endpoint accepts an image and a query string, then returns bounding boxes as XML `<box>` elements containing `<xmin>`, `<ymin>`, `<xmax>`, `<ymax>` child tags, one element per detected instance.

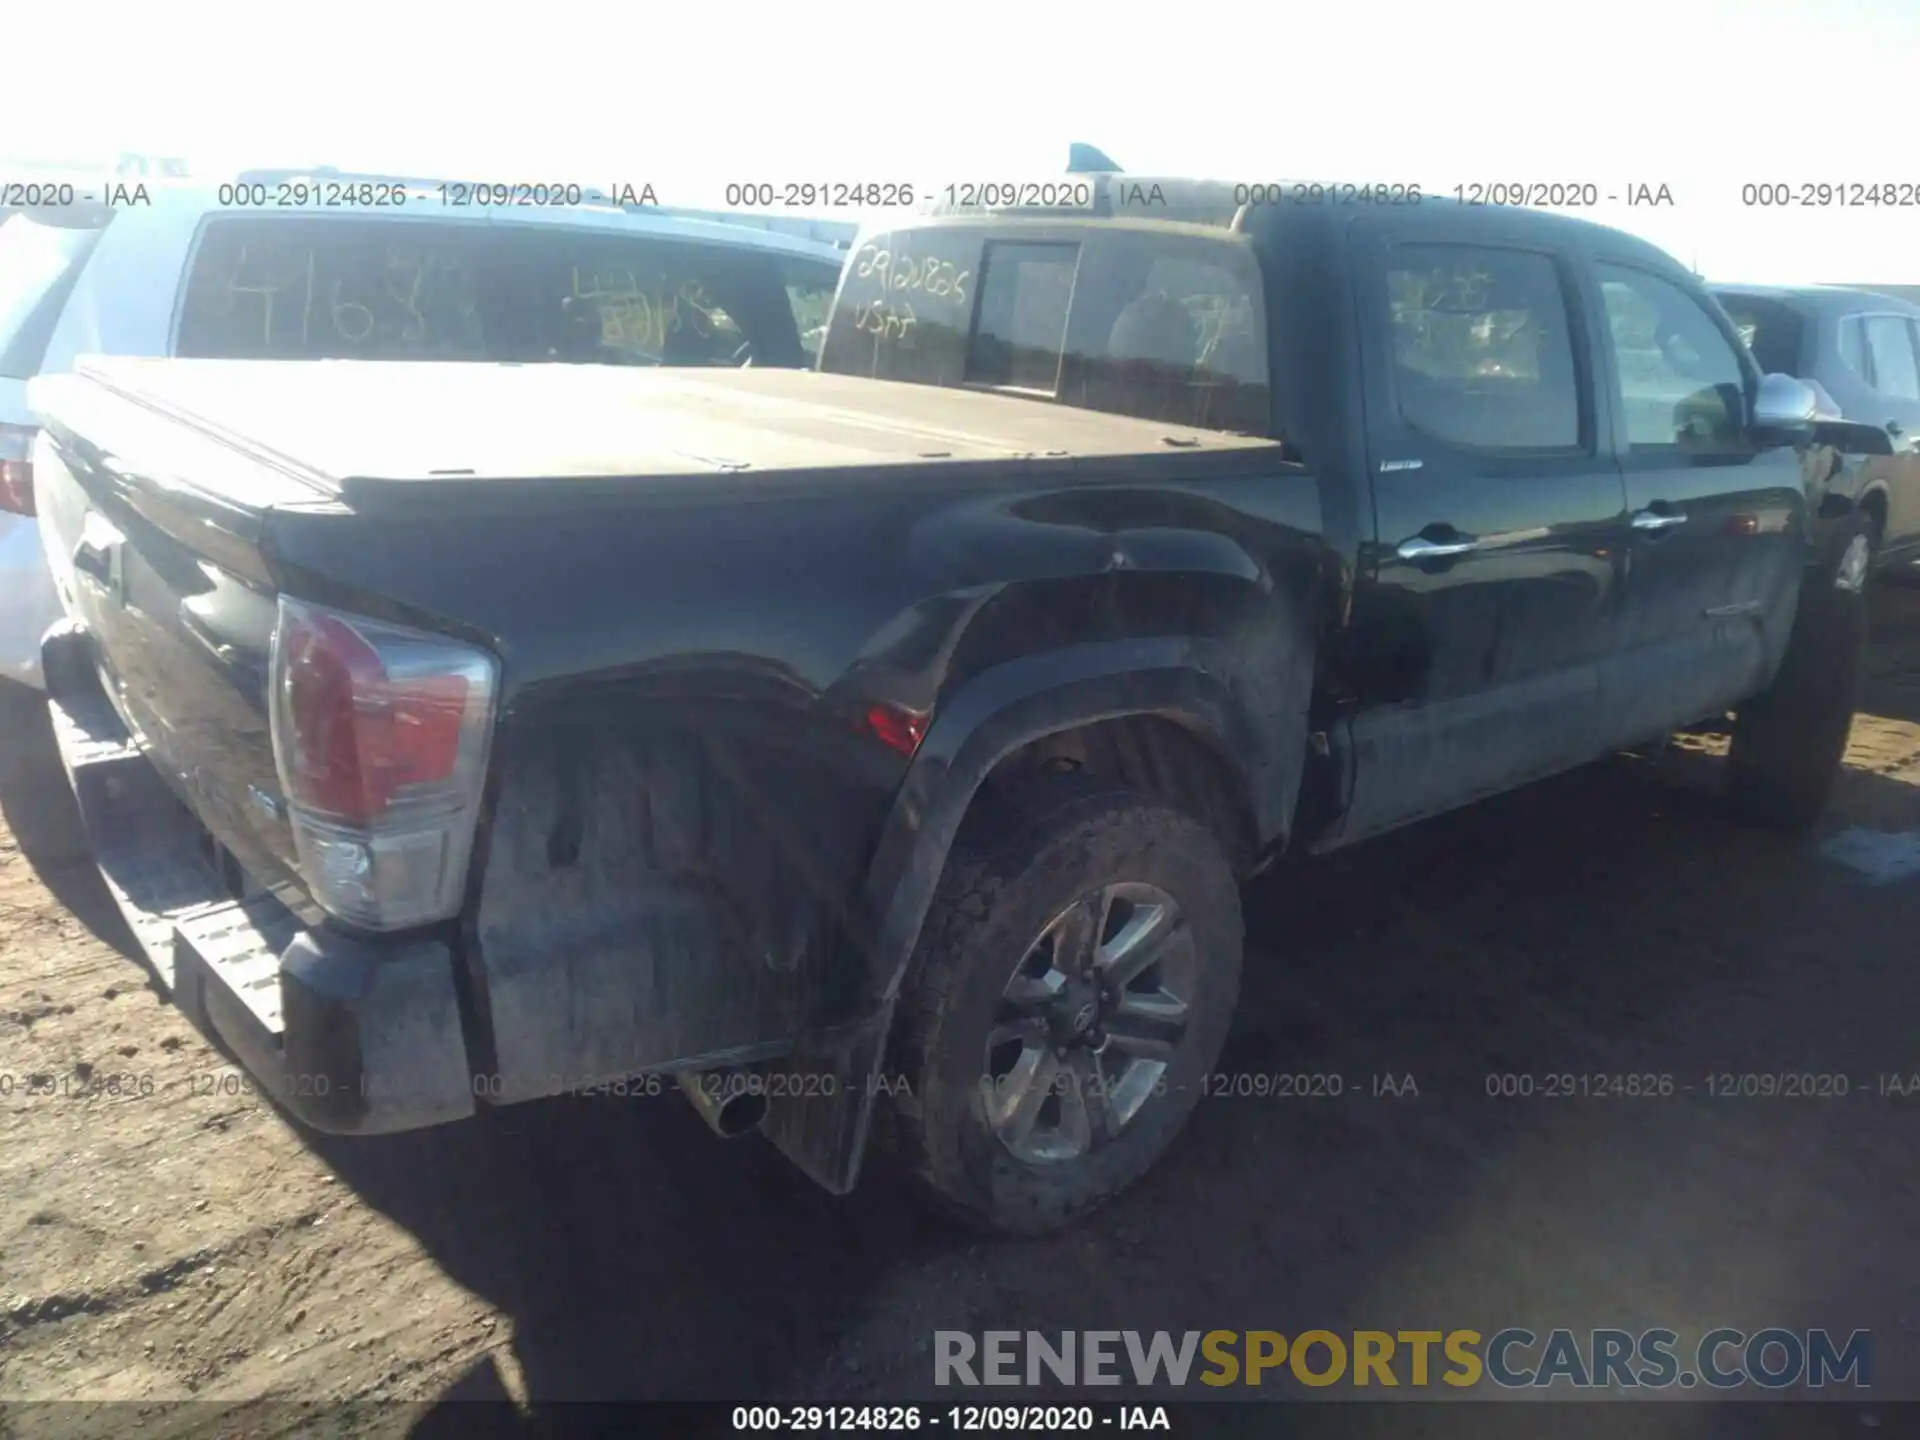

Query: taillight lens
<box><xmin>864</xmin><ymin>702</ymin><xmax>929</xmax><ymax>757</ymax></box>
<box><xmin>0</xmin><ymin>424</ymin><xmax>35</xmax><ymax>517</ymax></box>
<box><xmin>268</xmin><ymin>596</ymin><xmax>498</xmax><ymax>930</ymax></box>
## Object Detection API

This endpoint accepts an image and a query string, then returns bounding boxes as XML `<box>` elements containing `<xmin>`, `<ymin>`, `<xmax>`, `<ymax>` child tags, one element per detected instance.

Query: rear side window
<box><xmin>820</xmin><ymin>225</ymin><xmax>1270</xmax><ymax>434</ymax></box>
<box><xmin>0</xmin><ymin>216</ymin><xmax>107</xmax><ymax>378</ymax></box>
<box><xmin>1838</xmin><ymin>316</ymin><xmax>1869</xmax><ymax>379</ymax></box>
<box><xmin>1717</xmin><ymin>294</ymin><xmax>1807</xmax><ymax>377</ymax></box>
<box><xmin>1383</xmin><ymin>244</ymin><xmax>1581</xmax><ymax>451</ymax></box>
<box><xmin>1862</xmin><ymin>315</ymin><xmax>1920</xmax><ymax>401</ymax></box>
<box><xmin>176</xmin><ymin>216</ymin><xmax>808</xmax><ymax>367</ymax></box>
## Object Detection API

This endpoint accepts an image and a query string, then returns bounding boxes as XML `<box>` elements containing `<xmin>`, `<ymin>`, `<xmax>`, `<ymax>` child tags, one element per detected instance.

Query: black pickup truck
<box><xmin>27</xmin><ymin>178</ymin><xmax>1870</xmax><ymax>1234</ymax></box>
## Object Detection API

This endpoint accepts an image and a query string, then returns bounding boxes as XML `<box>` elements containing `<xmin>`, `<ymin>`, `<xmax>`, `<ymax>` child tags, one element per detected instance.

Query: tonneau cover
<box><xmin>46</xmin><ymin>357</ymin><xmax>1280</xmax><ymax>492</ymax></box>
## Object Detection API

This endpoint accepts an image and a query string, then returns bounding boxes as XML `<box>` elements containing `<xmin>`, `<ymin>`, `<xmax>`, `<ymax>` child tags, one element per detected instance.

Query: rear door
<box><xmin>1340</xmin><ymin>211</ymin><xmax>1631</xmax><ymax>840</ymax></box>
<box><xmin>1855</xmin><ymin>312</ymin><xmax>1920</xmax><ymax>550</ymax></box>
<box><xmin>1596</xmin><ymin>261</ymin><xmax>1807</xmax><ymax>733</ymax></box>
<box><xmin>1855</xmin><ymin>312</ymin><xmax>1920</xmax><ymax>449</ymax></box>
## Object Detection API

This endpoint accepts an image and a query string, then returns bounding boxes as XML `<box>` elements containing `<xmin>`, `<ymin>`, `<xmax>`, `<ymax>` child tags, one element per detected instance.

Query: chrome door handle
<box><xmin>1631</xmin><ymin>509</ymin><xmax>1686</xmax><ymax>532</ymax></box>
<box><xmin>72</xmin><ymin>512</ymin><xmax>126</xmax><ymax>588</ymax></box>
<box><xmin>1397</xmin><ymin>533</ymin><xmax>1478</xmax><ymax>560</ymax></box>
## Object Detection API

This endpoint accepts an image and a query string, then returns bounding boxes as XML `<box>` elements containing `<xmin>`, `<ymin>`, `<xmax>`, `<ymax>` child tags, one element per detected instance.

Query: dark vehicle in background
<box><xmin>27</xmin><ymin>178</ymin><xmax>1867</xmax><ymax>1235</ymax></box>
<box><xmin>1712</xmin><ymin>283</ymin><xmax>1920</xmax><ymax>579</ymax></box>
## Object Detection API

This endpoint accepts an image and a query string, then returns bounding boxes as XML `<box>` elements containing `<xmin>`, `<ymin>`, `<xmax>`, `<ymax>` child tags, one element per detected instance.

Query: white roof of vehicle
<box><xmin>22</xmin><ymin>174</ymin><xmax>848</xmax><ymax>266</ymax></box>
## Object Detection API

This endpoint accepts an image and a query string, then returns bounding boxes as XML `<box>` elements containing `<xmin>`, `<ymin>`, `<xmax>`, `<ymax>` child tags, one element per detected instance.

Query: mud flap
<box><xmin>758</xmin><ymin>1005</ymin><xmax>895</xmax><ymax>1194</ymax></box>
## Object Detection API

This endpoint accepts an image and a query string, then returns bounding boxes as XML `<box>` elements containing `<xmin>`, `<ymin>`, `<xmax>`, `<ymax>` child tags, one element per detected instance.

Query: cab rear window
<box><xmin>819</xmin><ymin>224</ymin><xmax>1270</xmax><ymax>435</ymax></box>
<box><xmin>176</xmin><ymin>215</ymin><xmax>827</xmax><ymax>368</ymax></box>
<box><xmin>965</xmin><ymin>243</ymin><xmax>1076</xmax><ymax>392</ymax></box>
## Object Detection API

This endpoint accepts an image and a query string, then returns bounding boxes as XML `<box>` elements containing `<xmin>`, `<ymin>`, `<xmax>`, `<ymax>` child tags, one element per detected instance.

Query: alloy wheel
<box><xmin>980</xmin><ymin>882</ymin><xmax>1195</xmax><ymax>1164</ymax></box>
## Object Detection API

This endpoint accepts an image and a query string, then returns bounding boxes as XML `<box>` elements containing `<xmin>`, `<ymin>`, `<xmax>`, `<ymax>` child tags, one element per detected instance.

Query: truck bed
<box><xmin>45</xmin><ymin>357</ymin><xmax>1281</xmax><ymax>497</ymax></box>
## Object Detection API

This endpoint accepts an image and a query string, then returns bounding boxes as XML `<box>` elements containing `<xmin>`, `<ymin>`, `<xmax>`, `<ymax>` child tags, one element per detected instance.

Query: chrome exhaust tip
<box><xmin>677</xmin><ymin>1067</ymin><xmax>769</xmax><ymax>1138</ymax></box>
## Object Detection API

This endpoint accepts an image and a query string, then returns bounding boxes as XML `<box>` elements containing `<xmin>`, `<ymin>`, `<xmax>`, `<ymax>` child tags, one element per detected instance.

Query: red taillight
<box><xmin>280</xmin><ymin>608</ymin><xmax>473</xmax><ymax>824</ymax></box>
<box><xmin>865</xmin><ymin>701</ymin><xmax>929</xmax><ymax>757</ymax></box>
<box><xmin>0</xmin><ymin>460</ymin><xmax>32</xmax><ymax>516</ymax></box>
<box><xmin>0</xmin><ymin>424</ymin><xmax>35</xmax><ymax>517</ymax></box>
<box><xmin>269</xmin><ymin>596</ymin><xmax>497</xmax><ymax>930</ymax></box>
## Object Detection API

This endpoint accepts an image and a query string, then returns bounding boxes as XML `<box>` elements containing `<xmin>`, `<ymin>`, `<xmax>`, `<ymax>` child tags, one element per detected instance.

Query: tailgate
<box><xmin>31</xmin><ymin>366</ymin><xmax>336</xmax><ymax>908</ymax></box>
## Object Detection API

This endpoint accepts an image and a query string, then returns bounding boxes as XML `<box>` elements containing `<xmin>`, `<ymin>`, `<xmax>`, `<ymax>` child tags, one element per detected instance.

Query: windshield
<box><xmin>784</xmin><ymin>257</ymin><xmax>838</xmax><ymax>364</ymax></box>
<box><xmin>176</xmin><ymin>216</ymin><xmax>835</xmax><ymax>369</ymax></box>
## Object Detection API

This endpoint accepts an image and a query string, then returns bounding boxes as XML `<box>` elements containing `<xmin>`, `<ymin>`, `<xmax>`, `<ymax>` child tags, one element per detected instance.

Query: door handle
<box><xmin>71</xmin><ymin>537</ymin><xmax>112</xmax><ymax>585</ymax></box>
<box><xmin>1630</xmin><ymin>508</ymin><xmax>1687</xmax><ymax>533</ymax></box>
<box><xmin>72</xmin><ymin>512</ymin><xmax>127</xmax><ymax>596</ymax></box>
<box><xmin>1396</xmin><ymin>533</ymin><xmax>1479</xmax><ymax>560</ymax></box>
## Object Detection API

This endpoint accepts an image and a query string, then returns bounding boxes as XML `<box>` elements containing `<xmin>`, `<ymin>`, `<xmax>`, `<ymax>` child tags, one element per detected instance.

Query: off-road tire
<box><xmin>888</xmin><ymin>778</ymin><xmax>1243</xmax><ymax>1235</ymax></box>
<box><xmin>1725</xmin><ymin>520</ymin><xmax>1869</xmax><ymax>831</ymax></box>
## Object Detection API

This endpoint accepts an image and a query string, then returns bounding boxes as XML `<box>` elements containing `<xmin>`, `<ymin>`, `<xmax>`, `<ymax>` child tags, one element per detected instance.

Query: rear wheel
<box><xmin>1725</xmin><ymin>519</ymin><xmax>1869</xmax><ymax>830</ymax></box>
<box><xmin>889</xmin><ymin>779</ymin><xmax>1242</xmax><ymax>1235</ymax></box>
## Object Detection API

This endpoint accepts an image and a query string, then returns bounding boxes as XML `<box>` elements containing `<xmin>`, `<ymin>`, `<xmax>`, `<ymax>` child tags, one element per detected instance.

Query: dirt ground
<box><xmin>3</xmin><ymin>585</ymin><xmax>1920</xmax><ymax>1435</ymax></box>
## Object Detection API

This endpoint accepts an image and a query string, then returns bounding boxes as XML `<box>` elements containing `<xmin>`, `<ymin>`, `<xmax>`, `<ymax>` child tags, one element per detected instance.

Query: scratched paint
<box><xmin>1820</xmin><ymin>827</ymin><xmax>1920</xmax><ymax>886</ymax></box>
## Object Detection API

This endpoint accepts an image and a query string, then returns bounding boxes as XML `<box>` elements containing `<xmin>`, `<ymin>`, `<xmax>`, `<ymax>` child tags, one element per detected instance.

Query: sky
<box><xmin>10</xmin><ymin>0</ymin><xmax>1920</xmax><ymax>284</ymax></box>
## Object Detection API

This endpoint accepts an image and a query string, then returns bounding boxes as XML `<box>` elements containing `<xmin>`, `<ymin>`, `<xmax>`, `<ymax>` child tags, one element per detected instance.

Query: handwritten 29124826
<box><xmin>845</xmin><ymin>241</ymin><xmax>976</xmax><ymax>345</ymax></box>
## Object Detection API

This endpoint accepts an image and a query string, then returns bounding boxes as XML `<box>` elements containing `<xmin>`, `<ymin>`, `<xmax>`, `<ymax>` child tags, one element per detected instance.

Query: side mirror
<box><xmin>1753</xmin><ymin>372</ymin><xmax>1822</xmax><ymax>430</ymax></box>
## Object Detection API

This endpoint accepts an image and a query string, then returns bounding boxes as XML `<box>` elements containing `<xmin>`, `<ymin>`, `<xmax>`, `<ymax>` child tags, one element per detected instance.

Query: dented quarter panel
<box><xmin>255</xmin><ymin>454</ymin><xmax>1325</xmax><ymax>1157</ymax></box>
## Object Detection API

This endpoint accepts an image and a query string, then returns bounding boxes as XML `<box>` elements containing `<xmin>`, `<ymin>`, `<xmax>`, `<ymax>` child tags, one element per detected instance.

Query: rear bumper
<box><xmin>41</xmin><ymin>623</ymin><xmax>475</xmax><ymax>1134</ymax></box>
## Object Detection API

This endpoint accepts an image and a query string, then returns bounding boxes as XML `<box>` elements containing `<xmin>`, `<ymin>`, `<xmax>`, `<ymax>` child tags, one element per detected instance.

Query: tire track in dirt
<box><xmin>0</xmin><ymin>795</ymin><xmax>509</xmax><ymax>1412</ymax></box>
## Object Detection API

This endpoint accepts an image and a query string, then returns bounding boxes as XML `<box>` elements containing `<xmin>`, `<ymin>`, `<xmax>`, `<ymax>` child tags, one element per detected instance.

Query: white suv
<box><xmin>0</xmin><ymin>176</ymin><xmax>847</xmax><ymax>688</ymax></box>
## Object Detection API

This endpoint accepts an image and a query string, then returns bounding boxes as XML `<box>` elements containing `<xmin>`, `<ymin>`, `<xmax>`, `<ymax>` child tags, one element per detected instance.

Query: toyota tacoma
<box><xmin>26</xmin><ymin>177</ymin><xmax>1871</xmax><ymax>1233</ymax></box>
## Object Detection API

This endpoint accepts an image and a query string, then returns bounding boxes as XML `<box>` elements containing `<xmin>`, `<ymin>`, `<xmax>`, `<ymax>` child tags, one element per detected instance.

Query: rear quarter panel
<box><xmin>261</xmin><ymin>457</ymin><xmax>1325</xmax><ymax>1109</ymax></box>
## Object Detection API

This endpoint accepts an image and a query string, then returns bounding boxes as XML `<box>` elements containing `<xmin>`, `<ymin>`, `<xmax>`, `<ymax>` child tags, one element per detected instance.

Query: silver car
<box><xmin>1711</xmin><ymin>283</ymin><xmax>1920</xmax><ymax>577</ymax></box>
